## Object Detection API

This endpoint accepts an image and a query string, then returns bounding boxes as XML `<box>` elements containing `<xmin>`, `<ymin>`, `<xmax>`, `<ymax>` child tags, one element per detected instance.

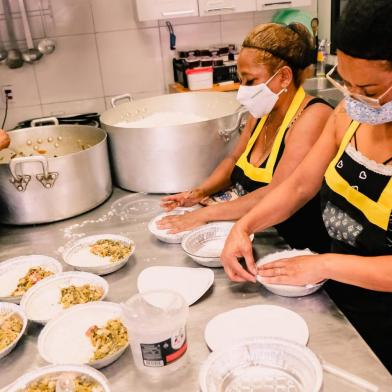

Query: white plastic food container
<box><xmin>186</xmin><ymin>67</ymin><xmax>213</xmax><ymax>90</ymax></box>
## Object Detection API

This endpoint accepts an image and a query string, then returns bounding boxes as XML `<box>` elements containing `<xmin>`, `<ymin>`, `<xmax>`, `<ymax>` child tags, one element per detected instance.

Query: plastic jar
<box><xmin>185</xmin><ymin>51</ymin><xmax>200</xmax><ymax>69</ymax></box>
<box><xmin>121</xmin><ymin>290</ymin><xmax>189</xmax><ymax>378</ymax></box>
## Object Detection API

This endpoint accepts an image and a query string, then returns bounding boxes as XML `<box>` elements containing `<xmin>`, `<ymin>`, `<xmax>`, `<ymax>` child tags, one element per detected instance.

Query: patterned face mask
<box><xmin>345</xmin><ymin>95</ymin><xmax>392</xmax><ymax>125</ymax></box>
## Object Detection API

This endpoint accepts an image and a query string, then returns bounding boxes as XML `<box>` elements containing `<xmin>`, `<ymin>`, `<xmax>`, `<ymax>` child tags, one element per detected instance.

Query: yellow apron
<box><xmin>235</xmin><ymin>87</ymin><xmax>306</xmax><ymax>184</ymax></box>
<box><xmin>325</xmin><ymin>121</ymin><xmax>392</xmax><ymax>230</ymax></box>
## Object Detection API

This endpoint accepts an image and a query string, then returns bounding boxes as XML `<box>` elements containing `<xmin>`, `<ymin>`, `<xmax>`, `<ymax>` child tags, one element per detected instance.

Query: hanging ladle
<box><xmin>2</xmin><ymin>0</ymin><xmax>23</xmax><ymax>69</ymax></box>
<box><xmin>0</xmin><ymin>23</ymin><xmax>8</xmax><ymax>61</ymax></box>
<box><xmin>18</xmin><ymin>0</ymin><xmax>42</xmax><ymax>63</ymax></box>
<box><xmin>37</xmin><ymin>0</ymin><xmax>55</xmax><ymax>54</ymax></box>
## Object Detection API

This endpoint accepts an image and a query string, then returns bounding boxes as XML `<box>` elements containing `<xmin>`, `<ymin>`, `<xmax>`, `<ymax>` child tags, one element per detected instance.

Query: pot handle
<box><xmin>9</xmin><ymin>156</ymin><xmax>59</xmax><ymax>192</ymax></box>
<box><xmin>31</xmin><ymin>117</ymin><xmax>59</xmax><ymax>127</ymax></box>
<box><xmin>111</xmin><ymin>94</ymin><xmax>134</xmax><ymax>108</ymax></box>
<box><xmin>218</xmin><ymin>108</ymin><xmax>248</xmax><ymax>143</ymax></box>
<box><xmin>321</xmin><ymin>360</ymin><xmax>379</xmax><ymax>391</ymax></box>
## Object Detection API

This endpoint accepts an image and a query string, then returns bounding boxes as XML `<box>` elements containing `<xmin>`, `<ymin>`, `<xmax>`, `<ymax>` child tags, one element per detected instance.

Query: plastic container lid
<box><xmin>185</xmin><ymin>66</ymin><xmax>213</xmax><ymax>75</ymax></box>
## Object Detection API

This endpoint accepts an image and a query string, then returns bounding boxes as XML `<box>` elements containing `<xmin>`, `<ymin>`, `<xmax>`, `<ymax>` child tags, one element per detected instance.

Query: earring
<box><xmin>284</xmin><ymin>87</ymin><xmax>288</xmax><ymax>93</ymax></box>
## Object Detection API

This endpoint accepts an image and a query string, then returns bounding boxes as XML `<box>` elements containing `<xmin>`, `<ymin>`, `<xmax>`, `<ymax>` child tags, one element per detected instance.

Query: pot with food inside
<box><xmin>0</xmin><ymin>119</ymin><xmax>112</xmax><ymax>225</ymax></box>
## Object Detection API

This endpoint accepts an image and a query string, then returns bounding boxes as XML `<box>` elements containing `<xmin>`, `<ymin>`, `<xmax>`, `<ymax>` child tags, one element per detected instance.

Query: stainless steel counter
<box><xmin>0</xmin><ymin>188</ymin><xmax>391</xmax><ymax>391</ymax></box>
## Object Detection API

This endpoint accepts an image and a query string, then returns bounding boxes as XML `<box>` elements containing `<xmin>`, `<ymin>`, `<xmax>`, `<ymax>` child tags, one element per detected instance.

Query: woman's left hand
<box><xmin>0</xmin><ymin>130</ymin><xmax>10</xmax><ymax>150</ymax></box>
<box><xmin>156</xmin><ymin>210</ymin><xmax>207</xmax><ymax>234</ymax></box>
<box><xmin>257</xmin><ymin>254</ymin><xmax>328</xmax><ymax>286</ymax></box>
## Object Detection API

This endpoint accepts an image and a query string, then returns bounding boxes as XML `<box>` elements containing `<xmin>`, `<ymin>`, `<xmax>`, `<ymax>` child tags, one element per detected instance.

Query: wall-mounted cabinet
<box><xmin>136</xmin><ymin>0</ymin><xmax>312</xmax><ymax>21</ymax></box>
<box><xmin>198</xmin><ymin>0</ymin><xmax>257</xmax><ymax>16</ymax></box>
<box><xmin>256</xmin><ymin>0</ymin><xmax>311</xmax><ymax>11</ymax></box>
<box><xmin>136</xmin><ymin>0</ymin><xmax>199</xmax><ymax>21</ymax></box>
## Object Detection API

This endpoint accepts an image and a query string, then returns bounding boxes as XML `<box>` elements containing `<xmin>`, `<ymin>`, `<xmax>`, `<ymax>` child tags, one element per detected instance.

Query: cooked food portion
<box><xmin>0</xmin><ymin>313</ymin><xmax>23</xmax><ymax>350</ymax></box>
<box><xmin>60</xmin><ymin>285</ymin><xmax>104</xmax><ymax>309</ymax></box>
<box><xmin>89</xmin><ymin>239</ymin><xmax>132</xmax><ymax>263</ymax></box>
<box><xmin>86</xmin><ymin>319</ymin><xmax>128</xmax><ymax>361</ymax></box>
<box><xmin>17</xmin><ymin>374</ymin><xmax>104</xmax><ymax>392</ymax></box>
<box><xmin>11</xmin><ymin>267</ymin><xmax>54</xmax><ymax>297</ymax></box>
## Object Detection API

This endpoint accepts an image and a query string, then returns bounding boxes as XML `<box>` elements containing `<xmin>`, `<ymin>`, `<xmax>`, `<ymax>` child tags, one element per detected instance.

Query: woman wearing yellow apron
<box><xmin>221</xmin><ymin>0</ymin><xmax>392</xmax><ymax>372</ymax></box>
<box><xmin>159</xmin><ymin>23</ymin><xmax>333</xmax><ymax>253</ymax></box>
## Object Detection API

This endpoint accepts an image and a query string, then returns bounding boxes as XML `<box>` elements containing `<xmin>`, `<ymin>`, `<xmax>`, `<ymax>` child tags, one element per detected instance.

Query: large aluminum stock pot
<box><xmin>100</xmin><ymin>92</ymin><xmax>248</xmax><ymax>193</ymax></box>
<box><xmin>0</xmin><ymin>118</ymin><xmax>112</xmax><ymax>225</ymax></box>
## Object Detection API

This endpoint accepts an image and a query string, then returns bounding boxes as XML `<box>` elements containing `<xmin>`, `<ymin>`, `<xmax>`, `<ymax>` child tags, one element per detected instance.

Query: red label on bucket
<box><xmin>140</xmin><ymin>327</ymin><xmax>187</xmax><ymax>367</ymax></box>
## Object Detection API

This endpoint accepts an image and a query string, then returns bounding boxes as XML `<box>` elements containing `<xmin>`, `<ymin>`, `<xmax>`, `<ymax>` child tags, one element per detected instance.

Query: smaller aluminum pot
<box><xmin>0</xmin><ymin>118</ymin><xmax>112</xmax><ymax>225</ymax></box>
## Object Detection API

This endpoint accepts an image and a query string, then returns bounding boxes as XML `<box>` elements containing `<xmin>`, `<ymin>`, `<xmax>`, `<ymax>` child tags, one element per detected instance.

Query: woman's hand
<box><xmin>257</xmin><ymin>254</ymin><xmax>328</xmax><ymax>286</ymax></box>
<box><xmin>220</xmin><ymin>222</ymin><xmax>257</xmax><ymax>283</ymax></box>
<box><xmin>0</xmin><ymin>130</ymin><xmax>10</xmax><ymax>150</ymax></box>
<box><xmin>160</xmin><ymin>188</ymin><xmax>205</xmax><ymax>212</ymax></box>
<box><xmin>156</xmin><ymin>210</ymin><xmax>208</xmax><ymax>234</ymax></box>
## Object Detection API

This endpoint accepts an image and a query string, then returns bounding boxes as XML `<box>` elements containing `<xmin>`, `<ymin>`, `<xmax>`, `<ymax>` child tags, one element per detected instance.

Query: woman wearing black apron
<box><xmin>159</xmin><ymin>23</ymin><xmax>333</xmax><ymax>254</ymax></box>
<box><xmin>221</xmin><ymin>0</ymin><xmax>392</xmax><ymax>372</ymax></box>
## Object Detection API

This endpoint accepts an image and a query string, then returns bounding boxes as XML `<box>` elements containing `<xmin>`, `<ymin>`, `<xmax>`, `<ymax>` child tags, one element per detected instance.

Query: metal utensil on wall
<box><xmin>37</xmin><ymin>0</ymin><xmax>55</xmax><ymax>55</ymax></box>
<box><xmin>2</xmin><ymin>0</ymin><xmax>23</xmax><ymax>68</ymax></box>
<box><xmin>18</xmin><ymin>0</ymin><xmax>43</xmax><ymax>63</ymax></box>
<box><xmin>0</xmin><ymin>24</ymin><xmax>8</xmax><ymax>61</ymax></box>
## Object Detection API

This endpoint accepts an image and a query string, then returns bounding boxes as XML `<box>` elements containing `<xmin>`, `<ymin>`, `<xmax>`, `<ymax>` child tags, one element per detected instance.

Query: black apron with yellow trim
<box><xmin>234</xmin><ymin>87</ymin><xmax>306</xmax><ymax>185</ymax></box>
<box><xmin>321</xmin><ymin>120</ymin><xmax>392</xmax><ymax>372</ymax></box>
<box><xmin>231</xmin><ymin>88</ymin><xmax>331</xmax><ymax>253</ymax></box>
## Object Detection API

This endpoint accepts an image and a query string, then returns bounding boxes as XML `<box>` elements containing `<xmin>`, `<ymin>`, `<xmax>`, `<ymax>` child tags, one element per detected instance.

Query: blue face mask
<box><xmin>345</xmin><ymin>95</ymin><xmax>392</xmax><ymax>125</ymax></box>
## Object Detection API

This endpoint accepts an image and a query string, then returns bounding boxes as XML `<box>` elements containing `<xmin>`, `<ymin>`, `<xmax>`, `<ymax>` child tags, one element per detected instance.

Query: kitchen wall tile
<box><xmin>4</xmin><ymin>0</ymin><xmax>319</xmax><ymax>125</ymax></box>
<box><xmin>221</xmin><ymin>16</ymin><xmax>254</xmax><ymax>47</ymax></box>
<box><xmin>34</xmin><ymin>34</ymin><xmax>104</xmax><ymax>104</ymax></box>
<box><xmin>1</xmin><ymin>104</ymin><xmax>42</xmax><ymax>130</ymax></box>
<box><xmin>253</xmin><ymin>9</ymin><xmax>279</xmax><ymax>25</ymax></box>
<box><xmin>0</xmin><ymin>64</ymin><xmax>40</xmax><ymax>108</ymax></box>
<box><xmin>159</xmin><ymin>21</ymin><xmax>221</xmax><ymax>87</ymax></box>
<box><xmin>90</xmin><ymin>0</ymin><xmax>157</xmax><ymax>32</ymax></box>
<box><xmin>220</xmin><ymin>11</ymin><xmax>254</xmax><ymax>22</ymax></box>
<box><xmin>96</xmin><ymin>28</ymin><xmax>164</xmax><ymax>96</ymax></box>
<box><xmin>42</xmin><ymin>97</ymin><xmax>106</xmax><ymax>117</ymax></box>
<box><xmin>44</xmin><ymin>0</ymin><xmax>94</xmax><ymax>37</ymax></box>
<box><xmin>254</xmin><ymin>4</ymin><xmax>317</xmax><ymax>26</ymax></box>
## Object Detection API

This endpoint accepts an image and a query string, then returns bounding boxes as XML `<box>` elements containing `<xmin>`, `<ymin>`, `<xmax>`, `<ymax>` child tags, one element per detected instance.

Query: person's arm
<box><xmin>0</xmin><ymin>130</ymin><xmax>10</xmax><ymax>150</ymax></box>
<box><xmin>258</xmin><ymin>253</ymin><xmax>392</xmax><ymax>292</ymax></box>
<box><xmin>160</xmin><ymin>116</ymin><xmax>257</xmax><ymax>210</ymax></box>
<box><xmin>158</xmin><ymin>101</ymin><xmax>333</xmax><ymax>232</ymax></box>
<box><xmin>221</xmin><ymin>104</ymin><xmax>348</xmax><ymax>282</ymax></box>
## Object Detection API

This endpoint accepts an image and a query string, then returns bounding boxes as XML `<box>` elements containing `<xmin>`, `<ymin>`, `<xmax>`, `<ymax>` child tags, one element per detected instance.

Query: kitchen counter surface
<box><xmin>0</xmin><ymin>188</ymin><xmax>391</xmax><ymax>391</ymax></box>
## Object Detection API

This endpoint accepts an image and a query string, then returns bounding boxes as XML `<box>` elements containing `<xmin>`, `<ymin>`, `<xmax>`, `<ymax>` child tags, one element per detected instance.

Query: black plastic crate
<box><xmin>173</xmin><ymin>58</ymin><xmax>238</xmax><ymax>88</ymax></box>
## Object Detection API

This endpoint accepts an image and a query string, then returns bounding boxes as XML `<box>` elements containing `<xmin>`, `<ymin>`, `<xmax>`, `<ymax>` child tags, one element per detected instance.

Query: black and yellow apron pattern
<box><xmin>321</xmin><ymin>120</ymin><xmax>392</xmax><ymax>372</ymax></box>
<box><xmin>232</xmin><ymin>87</ymin><xmax>306</xmax><ymax>188</ymax></box>
<box><xmin>230</xmin><ymin>88</ymin><xmax>331</xmax><ymax>253</ymax></box>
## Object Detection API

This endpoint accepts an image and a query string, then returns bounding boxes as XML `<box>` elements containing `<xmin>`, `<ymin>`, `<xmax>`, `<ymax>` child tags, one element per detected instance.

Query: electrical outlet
<box><xmin>2</xmin><ymin>85</ymin><xmax>13</xmax><ymax>103</ymax></box>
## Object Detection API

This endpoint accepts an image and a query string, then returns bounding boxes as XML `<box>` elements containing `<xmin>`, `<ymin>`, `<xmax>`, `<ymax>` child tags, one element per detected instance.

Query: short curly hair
<box><xmin>242</xmin><ymin>22</ymin><xmax>314</xmax><ymax>87</ymax></box>
<box><xmin>337</xmin><ymin>0</ymin><xmax>392</xmax><ymax>65</ymax></box>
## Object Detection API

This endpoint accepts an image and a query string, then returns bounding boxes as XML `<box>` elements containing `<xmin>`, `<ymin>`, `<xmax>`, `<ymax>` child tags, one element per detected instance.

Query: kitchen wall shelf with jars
<box><xmin>136</xmin><ymin>0</ymin><xmax>311</xmax><ymax>20</ymax></box>
<box><xmin>171</xmin><ymin>44</ymin><xmax>239</xmax><ymax>92</ymax></box>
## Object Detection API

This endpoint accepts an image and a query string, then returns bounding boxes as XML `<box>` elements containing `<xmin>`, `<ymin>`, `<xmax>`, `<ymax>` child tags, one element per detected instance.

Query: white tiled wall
<box><xmin>0</xmin><ymin>0</ymin><xmax>317</xmax><ymax>129</ymax></box>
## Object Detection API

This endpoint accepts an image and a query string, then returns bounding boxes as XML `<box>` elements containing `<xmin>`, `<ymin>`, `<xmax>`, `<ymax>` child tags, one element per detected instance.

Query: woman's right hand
<box><xmin>221</xmin><ymin>221</ymin><xmax>257</xmax><ymax>283</ymax></box>
<box><xmin>160</xmin><ymin>188</ymin><xmax>205</xmax><ymax>211</ymax></box>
